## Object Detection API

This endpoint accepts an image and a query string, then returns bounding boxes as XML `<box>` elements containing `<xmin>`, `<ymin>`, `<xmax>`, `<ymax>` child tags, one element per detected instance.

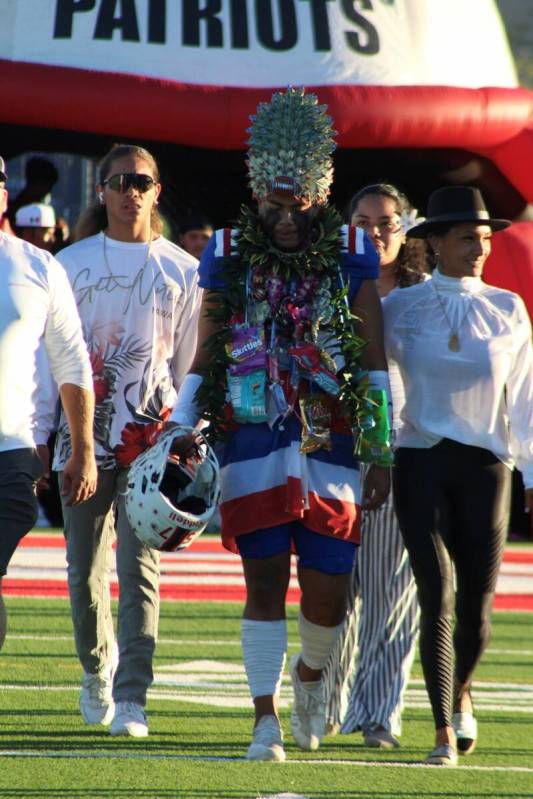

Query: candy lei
<box><xmin>195</xmin><ymin>204</ymin><xmax>369</xmax><ymax>443</ymax></box>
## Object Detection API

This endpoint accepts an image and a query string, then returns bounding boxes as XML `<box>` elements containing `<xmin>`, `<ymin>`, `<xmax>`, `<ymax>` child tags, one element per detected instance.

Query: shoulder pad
<box><xmin>214</xmin><ymin>228</ymin><xmax>239</xmax><ymax>257</ymax></box>
<box><xmin>340</xmin><ymin>224</ymin><xmax>366</xmax><ymax>255</ymax></box>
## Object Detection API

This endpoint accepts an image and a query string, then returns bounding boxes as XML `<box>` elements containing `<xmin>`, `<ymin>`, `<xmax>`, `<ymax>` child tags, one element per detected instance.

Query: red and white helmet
<box><xmin>125</xmin><ymin>426</ymin><xmax>220</xmax><ymax>552</ymax></box>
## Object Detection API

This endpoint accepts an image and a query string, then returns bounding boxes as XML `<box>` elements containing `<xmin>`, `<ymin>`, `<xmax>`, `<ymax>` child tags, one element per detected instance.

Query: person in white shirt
<box><xmin>384</xmin><ymin>186</ymin><xmax>533</xmax><ymax>766</ymax></box>
<box><xmin>0</xmin><ymin>159</ymin><xmax>97</xmax><ymax>653</ymax></box>
<box><xmin>15</xmin><ymin>202</ymin><xmax>57</xmax><ymax>253</ymax></box>
<box><xmin>53</xmin><ymin>144</ymin><xmax>202</xmax><ymax>739</ymax></box>
<box><xmin>324</xmin><ymin>183</ymin><xmax>428</xmax><ymax>748</ymax></box>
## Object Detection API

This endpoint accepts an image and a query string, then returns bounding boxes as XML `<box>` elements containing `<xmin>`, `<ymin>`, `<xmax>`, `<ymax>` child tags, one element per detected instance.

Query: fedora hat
<box><xmin>406</xmin><ymin>186</ymin><xmax>511</xmax><ymax>239</ymax></box>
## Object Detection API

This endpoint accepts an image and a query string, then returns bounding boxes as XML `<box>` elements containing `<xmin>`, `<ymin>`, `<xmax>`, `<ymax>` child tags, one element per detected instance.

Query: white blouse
<box><xmin>383</xmin><ymin>268</ymin><xmax>533</xmax><ymax>488</ymax></box>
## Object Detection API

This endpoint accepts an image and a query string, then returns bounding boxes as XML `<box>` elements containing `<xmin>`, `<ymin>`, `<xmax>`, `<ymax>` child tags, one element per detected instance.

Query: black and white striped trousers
<box><xmin>323</xmin><ymin>483</ymin><xmax>420</xmax><ymax>736</ymax></box>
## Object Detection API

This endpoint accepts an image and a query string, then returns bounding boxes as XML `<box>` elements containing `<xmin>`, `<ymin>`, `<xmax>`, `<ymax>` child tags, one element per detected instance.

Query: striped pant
<box><xmin>323</xmin><ymin>494</ymin><xmax>419</xmax><ymax>737</ymax></box>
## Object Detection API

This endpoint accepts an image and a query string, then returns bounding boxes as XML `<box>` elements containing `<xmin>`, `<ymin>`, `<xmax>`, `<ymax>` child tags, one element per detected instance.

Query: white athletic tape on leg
<box><xmin>241</xmin><ymin>619</ymin><xmax>287</xmax><ymax>699</ymax></box>
<box><xmin>299</xmin><ymin>611</ymin><xmax>345</xmax><ymax>672</ymax></box>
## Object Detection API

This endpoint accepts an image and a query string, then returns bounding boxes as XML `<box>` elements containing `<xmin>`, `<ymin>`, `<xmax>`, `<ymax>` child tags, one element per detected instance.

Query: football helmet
<box><xmin>125</xmin><ymin>425</ymin><xmax>220</xmax><ymax>552</ymax></box>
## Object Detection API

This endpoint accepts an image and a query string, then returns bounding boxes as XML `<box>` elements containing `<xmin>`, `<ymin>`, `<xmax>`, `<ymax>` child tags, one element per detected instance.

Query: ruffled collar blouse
<box><xmin>383</xmin><ymin>269</ymin><xmax>533</xmax><ymax>487</ymax></box>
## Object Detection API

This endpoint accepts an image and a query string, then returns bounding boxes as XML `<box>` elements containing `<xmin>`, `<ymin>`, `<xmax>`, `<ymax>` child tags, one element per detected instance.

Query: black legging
<box><xmin>393</xmin><ymin>439</ymin><xmax>511</xmax><ymax>729</ymax></box>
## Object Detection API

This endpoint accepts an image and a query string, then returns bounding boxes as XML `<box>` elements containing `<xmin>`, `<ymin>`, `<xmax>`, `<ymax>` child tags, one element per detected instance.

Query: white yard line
<box><xmin>3</xmin><ymin>666</ymin><xmax>533</xmax><ymax>713</ymax></box>
<box><xmin>0</xmin><ymin>749</ymin><xmax>532</xmax><ymax>773</ymax></box>
<box><xmin>8</xmin><ymin>633</ymin><xmax>533</xmax><ymax>657</ymax></box>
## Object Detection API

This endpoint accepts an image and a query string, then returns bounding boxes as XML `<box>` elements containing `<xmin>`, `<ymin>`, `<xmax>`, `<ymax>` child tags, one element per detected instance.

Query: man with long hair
<box><xmin>52</xmin><ymin>144</ymin><xmax>202</xmax><ymax>737</ymax></box>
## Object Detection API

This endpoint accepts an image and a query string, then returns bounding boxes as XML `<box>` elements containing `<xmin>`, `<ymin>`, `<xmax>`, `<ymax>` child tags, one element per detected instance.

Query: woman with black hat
<box><xmin>383</xmin><ymin>186</ymin><xmax>533</xmax><ymax>766</ymax></box>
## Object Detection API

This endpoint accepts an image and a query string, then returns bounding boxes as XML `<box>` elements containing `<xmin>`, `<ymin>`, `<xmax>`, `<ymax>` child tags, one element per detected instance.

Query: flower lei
<box><xmin>195</xmin><ymin>204</ymin><xmax>369</xmax><ymax>443</ymax></box>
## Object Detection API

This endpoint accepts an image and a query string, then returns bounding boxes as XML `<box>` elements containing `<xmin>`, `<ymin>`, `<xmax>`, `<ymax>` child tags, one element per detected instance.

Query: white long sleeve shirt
<box><xmin>32</xmin><ymin>343</ymin><xmax>60</xmax><ymax>445</ymax></box>
<box><xmin>0</xmin><ymin>232</ymin><xmax>92</xmax><ymax>452</ymax></box>
<box><xmin>53</xmin><ymin>232</ymin><xmax>202</xmax><ymax>469</ymax></box>
<box><xmin>383</xmin><ymin>268</ymin><xmax>533</xmax><ymax>488</ymax></box>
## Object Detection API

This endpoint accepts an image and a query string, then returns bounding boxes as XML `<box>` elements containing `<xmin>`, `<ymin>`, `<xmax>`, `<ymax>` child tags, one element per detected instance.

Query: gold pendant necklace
<box><xmin>432</xmin><ymin>281</ymin><xmax>471</xmax><ymax>352</ymax></box>
<box><xmin>448</xmin><ymin>333</ymin><xmax>460</xmax><ymax>352</ymax></box>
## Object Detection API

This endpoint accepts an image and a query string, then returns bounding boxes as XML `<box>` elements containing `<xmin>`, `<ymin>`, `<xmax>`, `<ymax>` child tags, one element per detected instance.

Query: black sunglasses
<box><xmin>102</xmin><ymin>173</ymin><xmax>156</xmax><ymax>193</ymax></box>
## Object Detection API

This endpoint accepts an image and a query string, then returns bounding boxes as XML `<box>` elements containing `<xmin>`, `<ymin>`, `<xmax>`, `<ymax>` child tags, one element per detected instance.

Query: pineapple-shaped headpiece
<box><xmin>246</xmin><ymin>87</ymin><xmax>336</xmax><ymax>205</ymax></box>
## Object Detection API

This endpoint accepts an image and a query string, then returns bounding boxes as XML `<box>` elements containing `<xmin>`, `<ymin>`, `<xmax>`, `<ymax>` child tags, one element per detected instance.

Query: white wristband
<box><xmin>169</xmin><ymin>373</ymin><xmax>203</xmax><ymax>428</ymax></box>
<box><xmin>368</xmin><ymin>370</ymin><xmax>392</xmax><ymax>426</ymax></box>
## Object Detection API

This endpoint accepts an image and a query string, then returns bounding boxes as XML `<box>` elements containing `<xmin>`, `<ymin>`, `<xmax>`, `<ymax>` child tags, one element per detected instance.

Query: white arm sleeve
<box><xmin>169</xmin><ymin>373</ymin><xmax>204</xmax><ymax>427</ymax></box>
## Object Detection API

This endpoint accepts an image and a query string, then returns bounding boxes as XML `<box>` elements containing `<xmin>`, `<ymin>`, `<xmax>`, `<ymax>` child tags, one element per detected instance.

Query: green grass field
<box><xmin>1</xmin><ymin>598</ymin><xmax>532</xmax><ymax>799</ymax></box>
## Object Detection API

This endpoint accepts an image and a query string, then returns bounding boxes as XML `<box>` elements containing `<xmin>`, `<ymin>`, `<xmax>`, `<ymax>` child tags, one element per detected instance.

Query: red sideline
<box><xmin>16</xmin><ymin>534</ymin><xmax>533</xmax><ymax>562</ymax></box>
<box><xmin>2</xmin><ymin>578</ymin><xmax>532</xmax><ymax>610</ymax></box>
<box><xmin>0</xmin><ymin>579</ymin><xmax>299</xmax><ymax>603</ymax></box>
<box><xmin>16</xmin><ymin>536</ymin><xmax>230</xmax><ymax>552</ymax></box>
<box><xmin>9</xmin><ymin>534</ymin><xmax>533</xmax><ymax>609</ymax></box>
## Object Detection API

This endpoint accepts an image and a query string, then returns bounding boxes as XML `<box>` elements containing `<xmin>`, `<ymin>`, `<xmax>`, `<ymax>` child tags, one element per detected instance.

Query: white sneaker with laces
<box><xmin>246</xmin><ymin>715</ymin><xmax>285</xmax><ymax>762</ymax></box>
<box><xmin>289</xmin><ymin>653</ymin><xmax>326</xmax><ymax>751</ymax></box>
<box><xmin>110</xmin><ymin>701</ymin><xmax>149</xmax><ymax>738</ymax></box>
<box><xmin>79</xmin><ymin>645</ymin><xmax>118</xmax><ymax>726</ymax></box>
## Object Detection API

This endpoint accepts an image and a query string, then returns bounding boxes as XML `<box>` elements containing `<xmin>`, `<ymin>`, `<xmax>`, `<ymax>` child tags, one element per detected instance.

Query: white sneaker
<box><xmin>246</xmin><ymin>715</ymin><xmax>285</xmax><ymax>762</ymax></box>
<box><xmin>110</xmin><ymin>702</ymin><xmax>149</xmax><ymax>738</ymax></box>
<box><xmin>289</xmin><ymin>653</ymin><xmax>325</xmax><ymax>751</ymax></box>
<box><xmin>363</xmin><ymin>726</ymin><xmax>401</xmax><ymax>749</ymax></box>
<box><xmin>79</xmin><ymin>646</ymin><xmax>118</xmax><ymax>726</ymax></box>
<box><xmin>425</xmin><ymin>743</ymin><xmax>458</xmax><ymax>766</ymax></box>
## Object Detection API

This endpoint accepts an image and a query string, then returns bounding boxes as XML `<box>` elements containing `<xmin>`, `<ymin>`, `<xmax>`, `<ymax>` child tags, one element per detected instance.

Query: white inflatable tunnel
<box><xmin>1</xmin><ymin>0</ymin><xmax>532</xmax><ymax>312</ymax></box>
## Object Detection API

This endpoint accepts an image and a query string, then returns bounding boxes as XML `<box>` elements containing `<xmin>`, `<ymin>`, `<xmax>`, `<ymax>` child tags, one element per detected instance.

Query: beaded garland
<box><xmin>195</xmin><ymin>204</ymin><xmax>370</xmax><ymax>444</ymax></box>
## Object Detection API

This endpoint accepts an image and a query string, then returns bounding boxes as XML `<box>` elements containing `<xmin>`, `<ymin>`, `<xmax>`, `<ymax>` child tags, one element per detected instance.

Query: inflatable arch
<box><xmin>1</xmin><ymin>0</ymin><xmax>532</xmax><ymax>313</ymax></box>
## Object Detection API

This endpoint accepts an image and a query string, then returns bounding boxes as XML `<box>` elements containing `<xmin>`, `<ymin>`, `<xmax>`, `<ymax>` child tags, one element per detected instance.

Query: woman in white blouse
<box><xmin>384</xmin><ymin>186</ymin><xmax>533</xmax><ymax>766</ymax></box>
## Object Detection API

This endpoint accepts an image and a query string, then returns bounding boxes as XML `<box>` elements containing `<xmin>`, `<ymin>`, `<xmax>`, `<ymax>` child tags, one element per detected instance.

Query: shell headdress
<box><xmin>246</xmin><ymin>87</ymin><xmax>336</xmax><ymax>205</ymax></box>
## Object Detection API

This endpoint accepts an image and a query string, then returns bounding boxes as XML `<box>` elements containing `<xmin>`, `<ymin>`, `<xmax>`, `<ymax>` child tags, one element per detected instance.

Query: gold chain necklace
<box><xmin>432</xmin><ymin>280</ymin><xmax>472</xmax><ymax>352</ymax></box>
<box><xmin>102</xmin><ymin>230</ymin><xmax>152</xmax><ymax>277</ymax></box>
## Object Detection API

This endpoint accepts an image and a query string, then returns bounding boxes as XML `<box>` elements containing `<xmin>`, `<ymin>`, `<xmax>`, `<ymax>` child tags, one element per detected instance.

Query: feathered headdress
<box><xmin>246</xmin><ymin>87</ymin><xmax>336</xmax><ymax>205</ymax></box>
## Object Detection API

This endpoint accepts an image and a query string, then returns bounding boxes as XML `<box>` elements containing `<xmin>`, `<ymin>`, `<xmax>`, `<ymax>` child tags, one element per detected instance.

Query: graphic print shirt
<box><xmin>53</xmin><ymin>232</ymin><xmax>201</xmax><ymax>469</ymax></box>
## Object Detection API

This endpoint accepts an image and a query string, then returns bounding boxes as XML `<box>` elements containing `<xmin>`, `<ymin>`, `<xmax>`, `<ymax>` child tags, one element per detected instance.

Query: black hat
<box><xmin>0</xmin><ymin>156</ymin><xmax>7</xmax><ymax>182</ymax></box>
<box><xmin>407</xmin><ymin>186</ymin><xmax>511</xmax><ymax>239</ymax></box>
